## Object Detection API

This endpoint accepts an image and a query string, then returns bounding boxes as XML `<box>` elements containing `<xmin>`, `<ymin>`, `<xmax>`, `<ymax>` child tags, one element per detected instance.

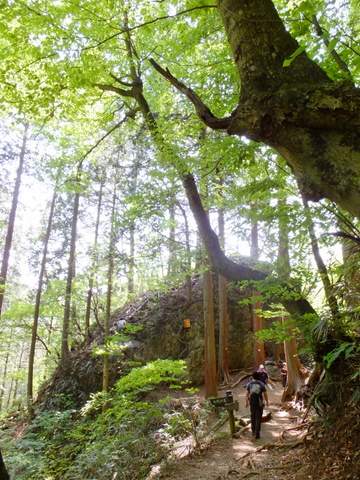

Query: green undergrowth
<box><xmin>1</xmin><ymin>359</ymin><xmax>214</xmax><ymax>480</ymax></box>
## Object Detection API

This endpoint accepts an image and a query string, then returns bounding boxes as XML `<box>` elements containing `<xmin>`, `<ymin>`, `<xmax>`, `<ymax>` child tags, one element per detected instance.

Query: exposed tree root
<box><xmin>239</xmin><ymin>472</ymin><xmax>260</xmax><ymax>478</ymax></box>
<box><xmin>235</xmin><ymin>436</ymin><xmax>307</xmax><ymax>463</ymax></box>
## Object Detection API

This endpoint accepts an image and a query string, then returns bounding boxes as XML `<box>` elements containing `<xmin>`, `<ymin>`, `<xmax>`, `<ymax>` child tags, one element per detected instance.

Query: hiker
<box><xmin>281</xmin><ymin>362</ymin><xmax>288</xmax><ymax>388</ymax></box>
<box><xmin>116</xmin><ymin>319</ymin><xmax>126</xmax><ymax>330</ymax></box>
<box><xmin>257</xmin><ymin>364</ymin><xmax>269</xmax><ymax>385</ymax></box>
<box><xmin>245</xmin><ymin>371</ymin><xmax>269</xmax><ymax>439</ymax></box>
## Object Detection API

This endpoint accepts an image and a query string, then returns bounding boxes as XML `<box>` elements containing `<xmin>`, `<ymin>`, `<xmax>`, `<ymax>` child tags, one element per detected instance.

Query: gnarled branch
<box><xmin>149</xmin><ymin>58</ymin><xmax>233</xmax><ymax>130</ymax></box>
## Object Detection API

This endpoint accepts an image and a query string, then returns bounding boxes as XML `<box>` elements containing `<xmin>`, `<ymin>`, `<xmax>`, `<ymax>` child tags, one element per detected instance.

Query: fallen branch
<box><xmin>234</xmin><ymin>425</ymin><xmax>250</xmax><ymax>438</ymax></box>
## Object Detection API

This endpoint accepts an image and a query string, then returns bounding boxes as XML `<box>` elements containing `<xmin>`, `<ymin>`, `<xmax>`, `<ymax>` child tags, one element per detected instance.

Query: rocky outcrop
<box><xmin>38</xmin><ymin>275</ymin><xmax>255</xmax><ymax>409</ymax></box>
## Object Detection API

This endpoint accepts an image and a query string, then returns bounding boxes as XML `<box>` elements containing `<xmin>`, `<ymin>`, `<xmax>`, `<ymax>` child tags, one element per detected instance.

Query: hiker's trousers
<box><xmin>250</xmin><ymin>405</ymin><xmax>263</xmax><ymax>438</ymax></box>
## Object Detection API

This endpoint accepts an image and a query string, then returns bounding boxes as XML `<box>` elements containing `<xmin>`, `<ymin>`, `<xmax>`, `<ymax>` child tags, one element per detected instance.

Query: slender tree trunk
<box><xmin>302</xmin><ymin>196</ymin><xmax>340</xmax><ymax>319</ymax></box>
<box><xmin>167</xmin><ymin>198</ymin><xmax>177</xmax><ymax>278</ymax></box>
<box><xmin>0</xmin><ymin>342</ymin><xmax>10</xmax><ymax>410</ymax></box>
<box><xmin>204</xmin><ymin>268</ymin><xmax>218</xmax><ymax>398</ymax></box>
<box><xmin>282</xmin><ymin>314</ymin><xmax>303</xmax><ymax>401</ymax></box>
<box><xmin>128</xmin><ymin>219</ymin><xmax>135</xmax><ymax>297</ymax></box>
<box><xmin>127</xmin><ymin>158</ymin><xmax>140</xmax><ymax>298</ymax></box>
<box><xmin>28</xmin><ymin>188</ymin><xmax>57</xmax><ymax>413</ymax></box>
<box><xmin>178</xmin><ymin>203</ymin><xmax>192</xmax><ymax>303</ymax></box>
<box><xmin>61</xmin><ymin>171</ymin><xmax>81</xmax><ymax>361</ymax></box>
<box><xmin>277</xmin><ymin>199</ymin><xmax>303</xmax><ymax>401</ymax></box>
<box><xmin>12</xmin><ymin>343</ymin><xmax>25</xmax><ymax>407</ymax></box>
<box><xmin>103</xmin><ymin>182</ymin><xmax>117</xmax><ymax>411</ymax></box>
<box><xmin>250</xmin><ymin>207</ymin><xmax>265</xmax><ymax>368</ymax></box>
<box><xmin>85</xmin><ymin>179</ymin><xmax>104</xmax><ymax>343</ymax></box>
<box><xmin>217</xmin><ymin>191</ymin><xmax>231</xmax><ymax>384</ymax></box>
<box><xmin>5</xmin><ymin>378</ymin><xmax>13</xmax><ymax>410</ymax></box>
<box><xmin>218</xmin><ymin>274</ymin><xmax>231</xmax><ymax>384</ymax></box>
<box><xmin>0</xmin><ymin>123</ymin><xmax>28</xmax><ymax>316</ymax></box>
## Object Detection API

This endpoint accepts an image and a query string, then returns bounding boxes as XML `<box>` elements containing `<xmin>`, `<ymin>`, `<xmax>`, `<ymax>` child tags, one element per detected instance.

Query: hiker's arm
<box><xmin>245</xmin><ymin>391</ymin><xmax>249</xmax><ymax>408</ymax></box>
<box><xmin>264</xmin><ymin>391</ymin><xmax>269</xmax><ymax>407</ymax></box>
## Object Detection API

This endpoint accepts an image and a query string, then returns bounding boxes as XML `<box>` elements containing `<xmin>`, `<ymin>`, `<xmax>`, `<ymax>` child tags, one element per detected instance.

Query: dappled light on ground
<box><xmin>148</xmin><ymin>374</ymin><xmax>360</xmax><ymax>479</ymax></box>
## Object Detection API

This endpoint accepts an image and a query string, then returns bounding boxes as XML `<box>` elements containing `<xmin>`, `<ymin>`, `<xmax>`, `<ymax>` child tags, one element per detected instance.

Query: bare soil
<box><xmin>148</xmin><ymin>375</ymin><xmax>360</xmax><ymax>480</ymax></box>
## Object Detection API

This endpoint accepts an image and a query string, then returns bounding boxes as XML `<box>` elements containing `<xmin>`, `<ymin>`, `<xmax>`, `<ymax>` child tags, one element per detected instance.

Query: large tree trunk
<box><xmin>216</xmin><ymin>0</ymin><xmax>360</xmax><ymax>218</ymax></box>
<box><xmin>150</xmin><ymin>1</ymin><xmax>360</xmax><ymax>219</ymax></box>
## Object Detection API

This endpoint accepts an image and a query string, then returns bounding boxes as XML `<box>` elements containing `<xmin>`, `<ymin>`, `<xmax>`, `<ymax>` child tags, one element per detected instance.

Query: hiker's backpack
<box><xmin>249</xmin><ymin>381</ymin><xmax>264</xmax><ymax>407</ymax></box>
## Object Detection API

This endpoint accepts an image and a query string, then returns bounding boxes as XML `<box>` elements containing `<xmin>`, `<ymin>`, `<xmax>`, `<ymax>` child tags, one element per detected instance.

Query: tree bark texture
<box><xmin>217</xmin><ymin>0</ymin><xmax>360</xmax><ymax>218</ymax></box>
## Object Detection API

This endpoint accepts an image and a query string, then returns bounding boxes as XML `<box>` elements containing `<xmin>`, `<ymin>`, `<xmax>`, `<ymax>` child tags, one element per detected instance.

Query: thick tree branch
<box><xmin>93</xmin><ymin>83</ymin><xmax>134</xmax><ymax>97</ymax></box>
<box><xmin>182</xmin><ymin>172</ymin><xmax>318</xmax><ymax>318</ymax></box>
<box><xmin>149</xmin><ymin>58</ymin><xmax>232</xmax><ymax>130</ymax></box>
<box><xmin>93</xmin><ymin>35</ymin><xmax>317</xmax><ymax>319</ymax></box>
<box><xmin>108</xmin><ymin>72</ymin><xmax>134</xmax><ymax>87</ymax></box>
<box><xmin>182</xmin><ymin>173</ymin><xmax>264</xmax><ymax>281</ymax></box>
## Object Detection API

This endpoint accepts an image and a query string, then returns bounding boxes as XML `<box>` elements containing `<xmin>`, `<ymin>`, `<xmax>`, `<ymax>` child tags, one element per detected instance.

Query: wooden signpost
<box><xmin>210</xmin><ymin>390</ymin><xmax>239</xmax><ymax>436</ymax></box>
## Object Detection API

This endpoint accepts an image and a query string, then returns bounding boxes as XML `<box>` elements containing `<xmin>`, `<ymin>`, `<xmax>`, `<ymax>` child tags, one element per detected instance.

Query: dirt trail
<box><xmin>158</xmin><ymin>378</ymin><xmax>310</xmax><ymax>480</ymax></box>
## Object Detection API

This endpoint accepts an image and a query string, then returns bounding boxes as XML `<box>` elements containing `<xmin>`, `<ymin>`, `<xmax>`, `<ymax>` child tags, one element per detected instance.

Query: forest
<box><xmin>0</xmin><ymin>0</ymin><xmax>359</xmax><ymax>478</ymax></box>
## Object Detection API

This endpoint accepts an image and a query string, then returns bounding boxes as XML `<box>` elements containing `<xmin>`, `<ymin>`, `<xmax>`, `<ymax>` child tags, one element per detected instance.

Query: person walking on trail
<box><xmin>257</xmin><ymin>364</ymin><xmax>269</xmax><ymax>385</ymax></box>
<box><xmin>281</xmin><ymin>362</ymin><xmax>288</xmax><ymax>388</ymax></box>
<box><xmin>245</xmin><ymin>371</ymin><xmax>269</xmax><ymax>439</ymax></box>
